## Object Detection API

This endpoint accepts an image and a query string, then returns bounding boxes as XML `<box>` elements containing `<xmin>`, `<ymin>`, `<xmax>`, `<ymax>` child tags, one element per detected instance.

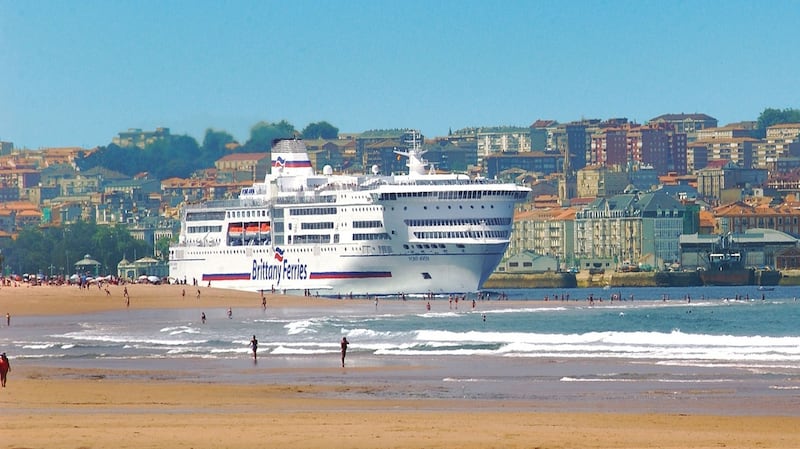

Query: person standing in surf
<box><xmin>250</xmin><ymin>335</ymin><xmax>258</xmax><ymax>361</ymax></box>
<box><xmin>340</xmin><ymin>337</ymin><xmax>349</xmax><ymax>367</ymax></box>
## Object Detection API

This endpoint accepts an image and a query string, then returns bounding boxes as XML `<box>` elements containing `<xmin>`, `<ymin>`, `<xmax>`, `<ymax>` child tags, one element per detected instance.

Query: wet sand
<box><xmin>2</xmin><ymin>284</ymin><xmax>800</xmax><ymax>448</ymax></box>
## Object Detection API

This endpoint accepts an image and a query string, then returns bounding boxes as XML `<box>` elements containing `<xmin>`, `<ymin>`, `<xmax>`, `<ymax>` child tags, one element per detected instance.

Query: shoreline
<box><xmin>4</xmin><ymin>364</ymin><xmax>800</xmax><ymax>449</ymax></box>
<box><xmin>3</xmin><ymin>284</ymin><xmax>800</xmax><ymax>448</ymax></box>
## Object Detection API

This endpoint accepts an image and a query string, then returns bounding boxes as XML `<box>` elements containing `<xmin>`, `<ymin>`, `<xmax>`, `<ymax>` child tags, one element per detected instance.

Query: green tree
<box><xmin>756</xmin><ymin>107</ymin><xmax>800</xmax><ymax>138</ymax></box>
<box><xmin>10</xmin><ymin>227</ymin><xmax>49</xmax><ymax>274</ymax></box>
<box><xmin>301</xmin><ymin>121</ymin><xmax>339</xmax><ymax>139</ymax></box>
<box><xmin>201</xmin><ymin>128</ymin><xmax>235</xmax><ymax>161</ymax></box>
<box><xmin>243</xmin><ymin>120</ymin><xmax>296</xmax><ymax>152</ymax></box>
<box><xmin>2</xmin><ymin>222</ymin><xmax>152</xmax><ymax>276</ymax></box>
<box><xmin>78</xmin><ymin>135</ymin><xmax>203</xmax><ymax>180</ymax></box>
<box><xmin>143</xmin><ymin>135</ymin><xmax>202</xmax><ymax>179</ymax></box>
<box><xmin>154</xmin><ymin>235</ymin><xmax>176</xmax><ymax>261</ymax></box>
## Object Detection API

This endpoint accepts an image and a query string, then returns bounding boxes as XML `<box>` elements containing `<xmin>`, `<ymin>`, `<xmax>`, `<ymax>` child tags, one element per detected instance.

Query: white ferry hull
<box><xmin>170</xmin><ymin>242</ymin><xmax>508</xmax><ymax>295</ymax></box>
<box><xmin>169</xmin><ymin>137</ymin><xmax>529</xmax><ymax>297</ymax></box>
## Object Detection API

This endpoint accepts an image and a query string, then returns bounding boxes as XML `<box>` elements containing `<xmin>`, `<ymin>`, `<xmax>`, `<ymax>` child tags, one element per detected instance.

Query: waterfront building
<box><xmin>712</xmin><ymin>200</ymin><xmax>800</xmax><ymax>237</ymax></box>
<box><xmin>509</xmin><ymin>207</ymin><xmax>576</xmax><ymax>268</ymax></box>
<box><xmin>679</xmin><ymin>228</ymin><xmax>797</xmax><ymax>270</ymax></box>
<box><xmin>574</xmin><ymin>192</ymin><xmax>685</xmax><ymax>271</ymax></box>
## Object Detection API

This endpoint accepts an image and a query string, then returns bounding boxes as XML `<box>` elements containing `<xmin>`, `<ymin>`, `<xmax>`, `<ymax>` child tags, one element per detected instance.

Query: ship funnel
<box><xmin>270</xmin><ymin>139</ymin><xmax>314</xmax><ymax>177</ymax></box>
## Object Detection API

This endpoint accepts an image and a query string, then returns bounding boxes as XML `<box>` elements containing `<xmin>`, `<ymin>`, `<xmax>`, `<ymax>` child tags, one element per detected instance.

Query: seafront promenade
<box><xmin>484</xmin><ymin>268</ymin><xmax>800</xmax><ymax>289</ymax></box>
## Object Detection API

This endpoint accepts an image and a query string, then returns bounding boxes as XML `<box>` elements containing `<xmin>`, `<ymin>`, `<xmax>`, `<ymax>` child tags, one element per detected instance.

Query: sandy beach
<box><xmin>2</xmin><ymin>284</ymin><xmax>800</xmax><ymax>448</ymax></box>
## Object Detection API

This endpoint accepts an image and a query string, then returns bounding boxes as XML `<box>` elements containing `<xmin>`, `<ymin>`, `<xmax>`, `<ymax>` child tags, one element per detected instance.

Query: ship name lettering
<box><xmin>251</xmin><ymin>259</ymin><xmax>308</xmax><ymax>285</ymax></box>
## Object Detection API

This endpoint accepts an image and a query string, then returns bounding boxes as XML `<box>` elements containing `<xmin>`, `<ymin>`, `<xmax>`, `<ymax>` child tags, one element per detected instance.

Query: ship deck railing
<box><xmin>183</xmin><ymin>177</ymin><xmax>525</xmax><ymax>211</ymax></box>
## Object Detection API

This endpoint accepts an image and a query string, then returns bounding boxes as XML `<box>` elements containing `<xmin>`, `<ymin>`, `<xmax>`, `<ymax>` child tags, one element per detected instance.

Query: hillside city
<box><xmin>2</xmin><ymin>110</ymin><xmax>800</xmax><ymax>279</ymax></box>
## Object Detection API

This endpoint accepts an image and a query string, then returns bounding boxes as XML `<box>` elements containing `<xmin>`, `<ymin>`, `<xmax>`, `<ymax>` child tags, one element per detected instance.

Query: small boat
<box><xmin>758</xmin><ymin>286</ymin><xmax>775</xmax><ymax>291</ymax></box>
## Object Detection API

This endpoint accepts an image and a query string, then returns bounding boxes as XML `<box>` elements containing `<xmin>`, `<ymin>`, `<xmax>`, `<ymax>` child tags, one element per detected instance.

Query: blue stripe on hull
<box><xmin>309</xmin><ymin>272</ymin><xmax>392</xmax><ymax>280</ymax></box>
<box><xmin>202</xmin><ymin>273</ymin><xmax>251</xmax><ymax>281</ymax></box>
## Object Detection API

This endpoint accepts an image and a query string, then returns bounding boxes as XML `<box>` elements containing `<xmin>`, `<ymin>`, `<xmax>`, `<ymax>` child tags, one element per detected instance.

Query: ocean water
<box><xmin>4</xmin><ymin>285</ymin><xmax>800</xmax><ymax>413</ymax></box>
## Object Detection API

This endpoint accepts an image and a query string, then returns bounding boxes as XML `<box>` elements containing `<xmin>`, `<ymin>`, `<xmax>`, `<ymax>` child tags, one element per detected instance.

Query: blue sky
<box><xmin>2</xmin><ymin>0</ymin><xmax>799</xmax><ymax>149</ymax></box>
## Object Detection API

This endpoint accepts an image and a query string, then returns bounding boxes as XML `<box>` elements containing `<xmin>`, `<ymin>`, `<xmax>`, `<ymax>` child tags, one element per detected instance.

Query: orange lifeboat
<box><xmin>228</xmin><ymin>224</ymin><xmax>243</xmax><ymax>236</ymax></box>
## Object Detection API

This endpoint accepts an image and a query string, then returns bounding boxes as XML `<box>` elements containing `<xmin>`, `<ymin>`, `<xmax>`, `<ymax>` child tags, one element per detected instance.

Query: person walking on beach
<box><xmin>0</xmin><ymin>352</ymin><xmax>10</xmax><ymax>387</ymax></box>
<box><xmin>340</xmin><ymin>337</ymin><xmax>349</xmax><ymax>367</ymax></box>
<box><xmin>250</xmin><ymin>335</ymin><xmax>258</xmax><ymax>361</ymax></box>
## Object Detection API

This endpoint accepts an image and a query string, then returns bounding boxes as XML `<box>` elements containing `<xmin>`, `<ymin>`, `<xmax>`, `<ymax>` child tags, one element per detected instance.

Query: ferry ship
<box><xmin>169</xmin><ymin>136</ymin><xmax>530</xmax><ymax>295</ymax></box>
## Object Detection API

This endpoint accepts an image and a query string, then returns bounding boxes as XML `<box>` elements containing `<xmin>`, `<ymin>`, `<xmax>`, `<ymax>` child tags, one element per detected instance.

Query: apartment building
<box><xmin>484</xmin><ymin>152</ymin><xmax>563</xmax><ymax>179</ymax></box>
<box><xmin>690</xmin><ymin>137</ymin><xmax>757</xmax><ymax>168</ymax></box>
<box><xmin>590</xmin><ymin>127</ymin><xmax>627</xmax><ymax>167</ymax></box>
<box><xmin>574</xmin><ymin>192</ymin><xmax>685</xmax><ymax>270</ymax></box>
<box><xmin>713</xmin><ymin>201</ymin><xmax>800</xmax><ymax>236</ymax></box>
<box><xmin>695</xmin><ymin>125</ymin><xmax>756</xmax><ymax>140</ymax></box>
<box><xmin>650</xmin><ymin>113</ymin><xmax>718</xmax><ymax>137</ymax></box>
<box><xmin>0</xmin><ymin>141</ymin><xmax>12</xmax><ymax>156</ymax></box>
<box><xmin>509</xmin><ymin>207</ymin><xmax>576</xmax><ymax>267</ymax></box>
<box><xmin>553</xmin><ymin>122</ymin><xmax>592</xmax><ymax>172</ymax></box>
<box><xmin>755</xmin><ymin>123</ymin><xmax>800</xmax><ymax>171</ymax></box>
<box><xmin>214</xmin><ymin>152</ymin><xmax>270</xmax><ymax>182</ymax></box>
<box><xmin>529</xmin><ymin>120</ymin><xmax>558</xmax><ymax>151</ymax></box>
<box><xmin>589</xmin><ymin>123</ymin><xmax>687</xmax><ymax>175</ymax></box>
<box><xmin>112</xmin><ymin>127</ymin><xmax>171</xmax><ymax>149</ymax></box>
<box><xmin>696</xmin><ymin>161</ymin><xmax>767</xmax><ymax>201</ymax></box>
<box><xmin>576</xmin><ymin>165</ymin><xmax>628</xmax><ymax>198</ymax></box>
<box><xmin>476</xmin><ymin>127</ymin><xmax>531</xmax><ymax>156</ymax></box>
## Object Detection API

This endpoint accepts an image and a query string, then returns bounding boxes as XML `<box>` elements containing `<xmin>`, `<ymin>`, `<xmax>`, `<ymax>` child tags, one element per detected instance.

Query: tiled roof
<box><xmin>530</xmin><ymin>119</ymin><xmax>557</xmax><ymax>128</ymax></box>
<box><xmin>216</xmin><ymin>152</ymin><xmax>269</xmax><ymax>162</ymax></box>
<box><xmin>767</xmin><ymin>123</ymin><xmax>800</xmax><ymax>129</ymax></box>
<box><xmin>651</xmin><ymin>113</ymin><xmax>717</xmax><ymax>122</ymax></box>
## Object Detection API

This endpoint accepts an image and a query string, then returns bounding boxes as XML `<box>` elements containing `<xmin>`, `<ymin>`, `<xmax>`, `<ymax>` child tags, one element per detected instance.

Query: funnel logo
<box><xmin>273</xmin><ymin>156</ymin><xmax>286</xmax><ymax>168</ymax></box>
<box><xmin>274</xmin><ymin>247</ymin><xmax>284</xmax><ymax>262</ymax></box>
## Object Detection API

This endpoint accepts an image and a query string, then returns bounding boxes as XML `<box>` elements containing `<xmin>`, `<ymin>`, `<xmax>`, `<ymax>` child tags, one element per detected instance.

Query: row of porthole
<box><xmin>395</xmin><ymin>204</ymin><xmax>496</xmax><ymax>211</ymax></box>
<box><xmin>228</xmin><ymin>210</ymin><xmax>268</xmax><ymax>219</ymax></box>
